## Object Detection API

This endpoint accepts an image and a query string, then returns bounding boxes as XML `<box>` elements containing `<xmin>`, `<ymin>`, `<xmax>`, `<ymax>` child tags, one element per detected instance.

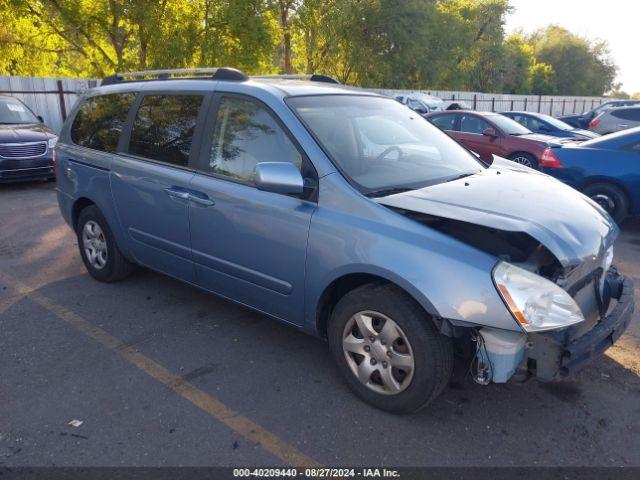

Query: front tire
<box><xmin>328</xmin><ymin>284</ymin><xmax>453</xmax><ymax>413</ymax></box>
<box><xmin>76</xmin><ymin>205</ymin><xmax>134</xmax><ymax>282</ymax></box>
<box><xmin>582</xmin><ymin>182</ymin><xmax>629</xmax><ymax>225</ymax></box>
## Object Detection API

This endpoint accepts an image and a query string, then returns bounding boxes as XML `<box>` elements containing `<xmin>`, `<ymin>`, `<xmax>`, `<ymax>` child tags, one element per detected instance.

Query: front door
<box><xmin>111</xmin><ymin>92</ymin><xmax>208</xmax><ymax>282</ymax></box>
<box><xmin>456</xmin><ymin>113</ymin><xmax>502</xmax><ymax>162</ymax></box>
<box><xmin>189</xmin><ymin>94</ymin><xmax>317</xmax><ymax>325</ymax></box>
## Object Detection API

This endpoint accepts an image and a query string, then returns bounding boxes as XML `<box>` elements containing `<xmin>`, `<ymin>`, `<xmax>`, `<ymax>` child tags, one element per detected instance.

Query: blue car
<box><xmin>501</xmin><ymin>111</ymin><xmax>599</xmax><ymax>140</ymax></box>
<box><xmin>55</xmin><ymin>68</ymin><xmax>633</xmax><ymax>413</ymax></box>
<box><xmin>540</xmin><ymin>127</ymin><xmax>640</xmax><ymax>224</ymax></box>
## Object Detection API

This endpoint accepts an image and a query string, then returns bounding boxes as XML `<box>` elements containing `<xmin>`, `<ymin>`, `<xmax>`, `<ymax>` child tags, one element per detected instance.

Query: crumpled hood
<box><xmin>376</xmin><ymin>158</ymin><xmax>618</xmax><ymax>267</ymax></box>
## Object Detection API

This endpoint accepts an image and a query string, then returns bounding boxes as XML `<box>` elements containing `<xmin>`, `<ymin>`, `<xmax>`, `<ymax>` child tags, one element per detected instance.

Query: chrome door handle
<box><xmin>164</xmin><ymin>187</ymin><xmax>190</xmax><ymax>200</ymax></box>
<box><xmin>188</xmin><ymin>194</ymin><xmax>215</xmax><ymax>207</ymax></box>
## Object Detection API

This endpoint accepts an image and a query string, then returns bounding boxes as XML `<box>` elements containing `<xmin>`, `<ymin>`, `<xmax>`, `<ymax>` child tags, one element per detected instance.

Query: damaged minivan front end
<box><xmin>376</xmin><ymin>158</ymin><xmax>634</xmax><ymax>385</ymax></box>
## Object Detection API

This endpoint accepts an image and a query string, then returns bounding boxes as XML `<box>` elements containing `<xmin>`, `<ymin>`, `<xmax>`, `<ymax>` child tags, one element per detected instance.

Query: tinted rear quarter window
<box><xmin>611</xmin><ymin>108</ymin><xmax>640</xmax><ymax>121</ymax></box>
<box><xmin>128</xmin><ymin>94</ymin><xmax>203</xmax><ymax>167</ymax></box>
<box><xmin>71</xmin><ymin>93</ymin><xmax>136</xmax><ymax>152</ymax></box>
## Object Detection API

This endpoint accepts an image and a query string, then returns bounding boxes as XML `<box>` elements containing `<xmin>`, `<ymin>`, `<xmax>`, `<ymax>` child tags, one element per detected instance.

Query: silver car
<box><xmin>590</xmin><ymin>106</ymin><xmax>640</xmax><ymax>135</ymax></box>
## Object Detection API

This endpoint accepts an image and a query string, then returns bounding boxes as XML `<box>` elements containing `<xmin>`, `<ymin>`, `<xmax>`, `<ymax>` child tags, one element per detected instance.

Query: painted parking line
<box><xmin>0</xmin><ymin>273</ymin><xmax>321</xmax><ymax>468</ymax></box>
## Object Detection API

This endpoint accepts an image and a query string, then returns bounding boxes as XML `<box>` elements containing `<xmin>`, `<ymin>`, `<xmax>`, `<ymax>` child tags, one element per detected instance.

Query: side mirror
<box><xmin>482</xmin><ymin>128</ymin><xmax>497</xmax><ymax>137</ymax></box>
<box><xmin>37</xmin><ymin>115</ymin><xmax>45</xmax><ymax>123</ymax></box>
<box><xmin>254</xmin><ymin>162</ymin><xmax>304</xmax><ymax>195</ymax></box>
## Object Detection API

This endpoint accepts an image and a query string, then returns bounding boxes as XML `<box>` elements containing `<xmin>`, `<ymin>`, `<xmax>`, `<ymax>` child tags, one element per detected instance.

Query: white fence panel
<box><xmin>372</xmin><ymin>88</ymin><xmax>615</xmax><ymax>116</ymax></box>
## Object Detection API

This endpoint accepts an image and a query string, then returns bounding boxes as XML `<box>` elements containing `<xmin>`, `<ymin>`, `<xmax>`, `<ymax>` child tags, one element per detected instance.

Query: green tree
<box><xmin>500</xmin><ymin>33</ymin><xmax>534</xmax><ymax>93</ymax></box>
<box><xmin>529</xmin><ymin>62</ymin><xmax>555</xmax><ymax>95</ymax></box>
<box><xmin>529</xmin><ymin>25</ymin><xmax>616</xmax><ymax>96</ymax></box>
<box><xmin>0</xmin><ymin>0</ymin><xmax>621</xmax><ymax>96</ymax></box>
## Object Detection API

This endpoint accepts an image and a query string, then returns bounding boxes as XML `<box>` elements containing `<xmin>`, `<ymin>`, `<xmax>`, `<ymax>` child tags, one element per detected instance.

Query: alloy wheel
<box><xmin>511</xmin><ymin>156</ymin><xmax>533</xmax><ymax>167</ymax></box>
<box><xmin>591</xmin><ymin>193</ymin><xmax>616</xmax><ymax>213</ymax></box>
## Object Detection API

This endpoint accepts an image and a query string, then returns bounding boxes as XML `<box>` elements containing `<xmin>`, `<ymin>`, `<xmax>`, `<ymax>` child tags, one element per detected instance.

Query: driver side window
<box><xmin>128</xmin><ymin>94</ymin><xmax>204</xmax><ymax>167</ymax></box>
<box><xmin>205</xmin><ymin>96</ymin><xmax>303</xmax><ymax>183</ymax></box>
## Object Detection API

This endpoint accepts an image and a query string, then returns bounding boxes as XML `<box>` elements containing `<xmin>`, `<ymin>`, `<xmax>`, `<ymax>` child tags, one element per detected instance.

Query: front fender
<box><xmin>304</xmin><ymin>193</ymin><xmax>520</xmax><ymax>335</ymax></box>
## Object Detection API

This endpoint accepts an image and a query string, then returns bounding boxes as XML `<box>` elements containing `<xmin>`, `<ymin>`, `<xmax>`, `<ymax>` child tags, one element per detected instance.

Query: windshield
<box><xmin>536</xmin><ymin>113</ymin><xmax>574</xmax><ymax>131</ymax></box>
<box><xmin>287</xmin><ymin>95</ymin><xmax>484</xmax><ymax>194</ymax></box>
<box><xmin>486</xmin><ymin>113</ymin><xmax>532</xmax><ymax>135</ymax></box>
<box><xmin>0</xmin><ymin>97</ymin><xmax>39</xmax><ymax>124</ymax></box>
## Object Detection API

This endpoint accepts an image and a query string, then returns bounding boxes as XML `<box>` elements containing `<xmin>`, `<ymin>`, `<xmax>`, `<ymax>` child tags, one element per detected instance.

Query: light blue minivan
<box><xmin>56</xmin><ymin>68</ymin><xmax>633</xmax><ymax>413</ymax></box>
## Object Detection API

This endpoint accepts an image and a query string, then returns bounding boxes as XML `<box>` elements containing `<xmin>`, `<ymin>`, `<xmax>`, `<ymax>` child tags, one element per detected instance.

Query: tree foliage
<box><xmin>0</xmin><ymin>0</ymin><xmax>618</xmax><ymax>95</ymax></box>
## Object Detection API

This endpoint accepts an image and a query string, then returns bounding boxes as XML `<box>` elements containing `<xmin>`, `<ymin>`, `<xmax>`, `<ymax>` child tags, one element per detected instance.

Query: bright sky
<box><xmin>505</xmin><ymin>0</ymin><xmax>640</xmax><ymax>94</ymax></box>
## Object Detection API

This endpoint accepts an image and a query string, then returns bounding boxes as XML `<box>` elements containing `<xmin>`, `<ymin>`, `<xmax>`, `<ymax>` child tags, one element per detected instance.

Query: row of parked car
<box><xmin>396</xmin><ymin>94</ymin><xmax>639</xmax><ymax>223</ymax></box>
<box><xmin>397</xmin><ymin>93</ymin><xmax>640</xmax><ymax>136</ymax></box>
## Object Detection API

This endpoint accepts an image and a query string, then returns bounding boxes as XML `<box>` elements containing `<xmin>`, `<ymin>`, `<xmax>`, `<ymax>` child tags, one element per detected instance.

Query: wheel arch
<box><xmin>313</xmin><ymin>270</ymin><xmax>440</xmax><ymax>339</ymax></box>
<box><xmin>71</xmin><ymin>197</ymin><xmax>96</xmax><ymax>231</ymax></box>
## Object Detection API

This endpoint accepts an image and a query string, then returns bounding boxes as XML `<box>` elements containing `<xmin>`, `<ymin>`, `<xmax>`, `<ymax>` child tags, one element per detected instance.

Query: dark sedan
<box><xmin>0</xmin><ymin>95</ymin><xmax>57</xmax><ymax>183</ymax></box>
<box><xmin>501</xmin><ymin>111</ymin><xmax>599</xmax><ymax>140</ymax></box>
<box><xmin>540</xmin><ymin>127</ymin><xmax>640</xmax><ymax>223</ymax></box>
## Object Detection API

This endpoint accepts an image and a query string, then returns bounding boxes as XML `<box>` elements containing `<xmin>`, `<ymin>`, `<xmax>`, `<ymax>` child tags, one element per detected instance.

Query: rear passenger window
<box><xmin>128</xmin><ymin>94</ymin><xmax>203</xmax><ymax>167</ymax></box>
<box><xmin>204</xmin><ymin>96</ymin><xmax>302</xmax><ymax>183</ymax></box>
<box><xmin>70</xmin><ymin>93</ymin><xmax>135</xmax><ymax>152</ymax></box>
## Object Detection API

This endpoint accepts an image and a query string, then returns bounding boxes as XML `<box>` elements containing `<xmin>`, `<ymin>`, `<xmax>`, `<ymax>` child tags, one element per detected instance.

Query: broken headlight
<box><xmin>493</xmin><ymin>261</ymin><xmax>584</xmax><ymax>332</ymax></box>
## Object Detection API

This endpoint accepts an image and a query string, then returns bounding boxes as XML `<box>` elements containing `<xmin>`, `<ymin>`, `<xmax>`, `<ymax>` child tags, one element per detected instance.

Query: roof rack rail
<box><xmin>101</xmin><ymin>67</ymin><xmax>248</xmax><ymax>86</ymax></box>
<box><xmin>252</xmin><ymin>74</ymin><xmax>340</xmax><ymax>84</ymax></box>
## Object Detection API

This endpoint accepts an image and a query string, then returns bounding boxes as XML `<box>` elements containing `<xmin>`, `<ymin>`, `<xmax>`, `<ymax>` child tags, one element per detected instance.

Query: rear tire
<box><xmin>76</xmin><ymin>205</ymin><xmax>134</xmax><ymax>282</ymax></box>
<box><xmin>508</xmin><ymin>152</ymin><xmax>538</xmax><ymax>169</ymax></box>
<box><xmin>582</xmin><ymin>182</ymin><xmax>629</xmax><ymax>225</ymax></box>
<box><xmin>328</xmin><ymin>283</ymin><xmax>453</xmax><ymax>413</ymax></box>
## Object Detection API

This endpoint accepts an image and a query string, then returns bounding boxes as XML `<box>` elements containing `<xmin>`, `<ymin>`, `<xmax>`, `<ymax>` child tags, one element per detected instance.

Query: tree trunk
<box><xmin>280</xmin><ymin>2</ymin><xmax>293</xmax><ymax>74</ymax></box>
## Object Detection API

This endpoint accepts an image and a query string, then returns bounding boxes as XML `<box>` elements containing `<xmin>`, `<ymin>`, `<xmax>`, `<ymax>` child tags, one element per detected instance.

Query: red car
<box><xmin>427</xmin><ymin>110</ymin><xmax>564</xmax><ymax>169</ymax></box>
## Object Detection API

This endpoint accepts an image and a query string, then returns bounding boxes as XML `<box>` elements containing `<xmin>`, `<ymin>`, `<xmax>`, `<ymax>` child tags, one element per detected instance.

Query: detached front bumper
<box><xmin>526</xmin><ymin>272</ymin><xmax>634</xmax><ymax>381</ymax></box>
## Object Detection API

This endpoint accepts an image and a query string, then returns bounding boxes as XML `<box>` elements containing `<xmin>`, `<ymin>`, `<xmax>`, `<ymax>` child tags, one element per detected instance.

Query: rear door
<box><xmin>110</xmin><ymin>92</ymin><xmax>209</xmax><ymax>282</ymax></box>
<box><xmin>188</xmin><ymin>93</ymin><xmax>317</xmax><ymax>325</ymax></box>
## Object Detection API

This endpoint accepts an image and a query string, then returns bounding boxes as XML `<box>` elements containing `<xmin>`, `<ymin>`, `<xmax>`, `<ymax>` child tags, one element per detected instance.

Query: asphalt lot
<box><xmin>1</xmin><ymin>181</ymin><xmax>639</xmax><ymax>468</ymax></box>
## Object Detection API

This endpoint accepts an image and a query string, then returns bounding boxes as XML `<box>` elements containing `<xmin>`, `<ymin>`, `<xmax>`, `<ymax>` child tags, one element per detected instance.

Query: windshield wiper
<box><xmin>445</xmin><ymin>172</ymin><xmax>475</xmax><ymax>183</ymax></box>
<box><xmin>365</xmin><ymin>187</ymin><xmax>414</xmax><ymax>198</ymax></box>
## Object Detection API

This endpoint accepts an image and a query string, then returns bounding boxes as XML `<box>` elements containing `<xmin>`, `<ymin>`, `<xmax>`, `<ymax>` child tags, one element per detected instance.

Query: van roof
<box><xmin>94</xmin><ymin>68</ymin><xmax>376</xmax><ymax>99</ymax></box>
<box><xmin>91</xmin><ymin>77</ymin><xmax>374</xmax><ymax>100</ymax></box>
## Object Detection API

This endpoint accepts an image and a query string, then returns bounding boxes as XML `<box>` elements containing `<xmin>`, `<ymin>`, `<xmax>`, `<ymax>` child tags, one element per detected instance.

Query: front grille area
<box><xmin>0</xmin><ymin>142</ymin><xmax>47</xmax><ymax>158</ymax></box>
